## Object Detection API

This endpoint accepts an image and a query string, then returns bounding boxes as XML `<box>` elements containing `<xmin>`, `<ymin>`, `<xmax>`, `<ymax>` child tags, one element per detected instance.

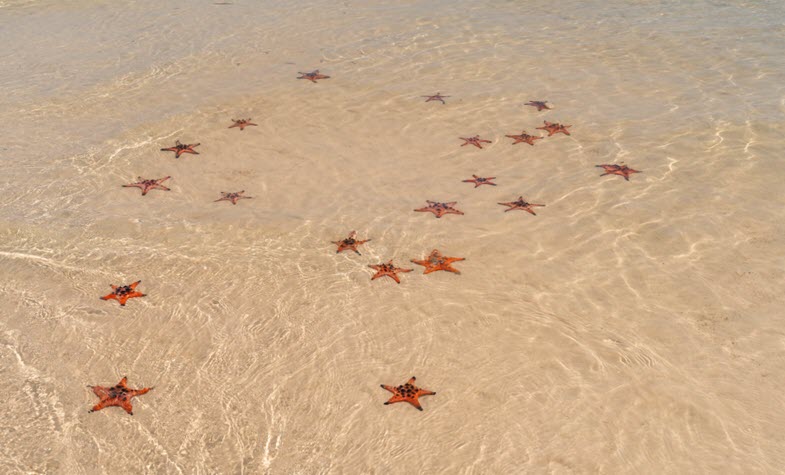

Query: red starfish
<box><xmin>422</xmin><ymin>92</ymin><xmax>450</xmax><ymax>104</ymax></box>
<box><xmin>122</xmin><ymin>176</ymin><xmax>171</xmax><ymax>196</ymax></box>
<box><xmin>459</xmin><ymin>135</ymin><xmax>492</xmax><ymax>149</ymax></box>
<box><xmin>462</xmin><ymin>174</ymin><xmax>497</xmax><ymax>188</ymax></box>
<box><xmin>596</xmin><ymin>164</ymin><xmax>641</xmax><ymax>181</ymax></box>
<box><xmin>380</xmin><ymin>376</ymin><xmax>435</xmax><ymax>411</ymax></box>
<box><xmin>411</xmin><ymin>249</ymin><xmax>464</xmax><ymax>275</ymax></box>
<box><xmin>536</xmin><ymin>121</ymin><xmax>571</xmax><ymax>136</ymax></box>
<box><xmin>332</xmin><ymin>230</ymin><xmax>371</xmax><ymax>255</ymax></box>
<box><xmin>368</xmin><ymin>260</ymin><xmax>412</xmax><ymax>284</ymax></box>
<box><xmin>88</xmin><ymin>376</ymin><xmax>152</xmax><ymax>415</ymax></box>
<box><xmin>505</xmin><ymin>130</ymin><xmax>543</xmax><ymax>146</ymax></box>
<box><xmin>498</xmin><ymin>196</ymin><xmax>545</xmax><ymax>215</ymax></box>
<box><xmin>100</xmin><ymin>280</ymin><xmax>146</xmax><ymax>306</ymax></box>
<box><xmin>228</xmin><ymin>118</ymin><xmax>257</xmax><ymax>130</ymax></box>
<box><xmin>525</xmin><ymin>100</ymin><xmax>551</xmax><ymax>111</ymax></box>
<box><xmin>414</xmin><ymin>200</ymin><xmax>465</xmax><ymax>218</ymax></box>
<box><xmin>160</xmin><ymin>140</ymin><xmax>200</xmax><ymax>158</ymax></box>
<box><xmin>297</xmin><ymin>70</ymin><xmax>330</xmax><ymax>83</ymax></box>
<box><xmin>214</xmin><ymin>190</ymin><xmax>252</xmax><ymax>205</ymax></box>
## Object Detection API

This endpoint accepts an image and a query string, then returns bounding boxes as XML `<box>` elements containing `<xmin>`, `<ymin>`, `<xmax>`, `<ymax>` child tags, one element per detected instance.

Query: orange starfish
<box><xmin>498</xmin><ymin>196</ymin><xmax>545</xmax><ymax>215</ymax></box>
<box><xmin>214</xmin><ymin>190</ymin><xmax>252</xmax><ymax>205</ymax></box>
<box><xmin>100</xmin><ymin>280</ymin><xmax>146</xmax><ymax>306</ymax></box>
<box><xmin>414</xmin><ymin>200</ymin><xmax>465</xmax><ymax>218</ymax></box>
<box><xmin>228</xmin><ymin>118</ymin><xmax>257</xmax><ymax>130</ymax></box>
<box><xmin>460</xmin><ymin>135</ymin><xmax>492</xmax><ymax>149</ymax></box>
<box><xmin>297</xmin><ymin>70</ymin><xmax>330</xmax><ymax>83</ymax></box>
<box><xmin>380</xmin><ymin>376</ymin><xmax>436</xmax><ymax>411</ymax></box>
<box><xmin>411</xmin><ymin>249</ymin><xmax>464</xmax><ymax>275</ymax></box>
<box><xmin>462</xmin><ymin>174</ymin><xmax>497</xmax><ymax>187</ymax></box>
<box><xmin>332</xmin><ymin>230</ymin><xmax>371</xmax><ymax>255</ymax></box>
<box><xmin>525</xmin><ymin>100</ymin><xmax>551</xmax><ymax>111</ymax></box>
<box><xmin>368</xmin><ymin>260</ymin><xmax>412</xmax><ymax>284</ymax></box>
<box><xmin>596</xmin><ymin>164</ymin><xmax>641</xmax><ymax>181</ymax></box>
<box><xmin>122</xmin><ymin>176</ymin><xmax>171</xmax><ymax>196</ymax></box>
<box><xmin>160</xmin><ymin>140</ymin><xmax>200</xmax><ymax>158</ymax></box>
<box><xmin>505</xmin><ymin>130</ymin><xmax>542</xmax><ymax>146</ymax></box>
<box><xmin>536</xmin><ymin>121</ymin><xmax>571</xmax><ymax>136</ymax></box>
<box><xmin>88</xmin><ymin>376</ymin><xmax>152</xmax><ymax>415</ymax></box>
<box><xmin>422</xmin><ymin>92</ymin><xmax>450</xmax><ymax>104</ymax></box>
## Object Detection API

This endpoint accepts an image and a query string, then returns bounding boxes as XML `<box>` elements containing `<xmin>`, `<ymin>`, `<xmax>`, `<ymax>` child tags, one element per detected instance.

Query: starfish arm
<box><xmin>525</xmin><ymin>208</ymin><xmax>537</xmax><ymax>216</ymax></box>
<box><xmin>116</xmin><ymin>294</ymin><xmax>130</xmax><ymax>306</ymax></box>
<box><xmin>411</xmin><ymin>259</ymin><xmax>428</xmax><ymax>267</ymax></box>
<box><xmin>386</xmin><ymin>273</ymin><xmax>401</xmax><ymax>284</ymax></box>
<box><xmin>444</xmin><ymin>257</ymin><xmax>466</xmax><ymax>264</ymax></box>
<box><xmin>120</xmin><ymin>400</ymin><xmax>134</xmax><ymax>415</ymax></box>
<box><xmin>160</xmin><ymin>147</ymin><xmax>177</xmax><ymax>152</ymax></box>
<box><xmin>624</xmin><ymin>175</ymin><xmax>630</xmax><ymax>181</ymax></box>
<box><xmin>129</xmin><ymin>281</ymin><xmax>141</xmax><ymax>290</ymax></box>
<box><xmin>89</xmin><ymin>400</ymin><xmax>111</xmax><ymax>413</ymax></box>
<box><xmin>91</xmin><ymin>386</ymin><xmax>109</xmax><ymax>398</ymax></box>
<box><xmin>445</xmin><ymin>209</ymin><xmax>465</xmax><ymax>215</ymax></box>
<box><xmin>228</xmin><ymin>123</ymin><xmax>239</xmax><ymax>128</ymax></box>
<box><xmin>407</xmin><ymin>377</ymin><xmax>417</xmax><ymax>385</ymax></box>
<box><xmin>384</xmin><ymin>395</ymin><xmax>405</xmax><ymax>405</ymax></box>
<box><xmin>122</xmin><ymin>183</ymin><xmax>144</xmax><ymax>189</ymax></box>
<box><xmin>130</xmin><ymin>387</ymin><xmax>151</xmax><ymax>397</ymax></box>
<box><xmin>418</xmin><ymin>389</ymin><xmax>436</xmax><ymax>396</ymax></box>
<box><xmin>381</xmin><ymin>384</ymin><xmax>397</xmax><ymax>394</ymax></box>
<box><xmin>152</xmin><ymin>184</ymin><xmax>171</xmax><ymax>192</ymax></box>
<box><xmin>118</xmin><ymin>377</ymin><xmax>129</xmax><ymax>387</ymax></box>
<box><xmin>100</xmin><ymin>293</ymin><xmax>119</xmax><ymax>302</ymax></box>
<box><xmin>422</xmin><ymin>267</ymin><xmax>438</xmax><ymax>275</ymax></box>
<box><xmin>599</xmin><ymin>172</ymin><xmax>610</xmax><ymax>177</ymax></box>
<box><xmin>407</xmin><ymin>398</ymin><xmax>424</xmax><ymax>411</ymax></box>
<box><xmin>126</xmin><ymin>291</ymin><xmax>146</xmax><ymax>300</ymax></box>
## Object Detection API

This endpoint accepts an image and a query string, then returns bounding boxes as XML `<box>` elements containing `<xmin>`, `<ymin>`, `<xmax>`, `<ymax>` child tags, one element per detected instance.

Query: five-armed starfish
<box><xmin>414</xmin><ymin>200</ymin><xmax>465</xmax><ymax>218</ymax></box>
<box><xmin>422</xmin><ymin>92</ymin><xmax>450</xmax><ymax>104</ymax></box>
<box><xmin>332</xmin><ymin>230</ymin><xmax>371</xmax><ymax>255</ymax></box>
<box><xmin>462</xmin><ymin>174</ymin><xmax>497</xmax><ymax>187</ymax></box>
<box><xmin>160</xmin><ymin>140</ymin><xmax>200</xmax><ymax>158</ymax></box>
<box><xmin>411</xmin><ymin>249</ymin><xmax>465</xmax><ymax>275</ymax></box>
<box><xmin>122</xmin><ymin>176</ymin><xmax>171</xmax><ymax>196</ymax></box>
<box><xmin>214</xmin><ymin>190</ymin><xmax>252</xmax><ymax>205</ymax></box>
<box><xmin>498</xmin><ymin>196</ymin><xmax>546</xmax><ymax>215</ymax></box>
<box><xmin>380</xmin><ymin>376</ymin><xmax>436</xmax><ymax>411</ymax></box>
<box><xmin>536</xmin><ymin>121</ymin><xmax>571</xmax><ymax>136</ymax></box>
<box><xmin>297</xmin><ymin>70</ymin><xmax>330</xmax><ymax>83</ymax></box>
<box><xmin>100</xmin><ymin>280</ymin><xmax>146</xmax><ymax>306</ymax></box>
<box><xmin>459</xmin><ymin>135</ymin><xmax>492</xmax><ymax>149</ymax></box>
<box><xmin>88</xmin><ymin>376</ymin><xmax>152</xmax><ymax>415</ymax></box>
<box><xmin>596</xmin><ymin>164</ymin><xmax>641</xmax><ymax>181</ymax></box>
<box><xmin>368</xmin><ymin>260</ymin><xmax>412</xmax><ymax>284</ymax></box>
<box><xmin>505</xmin><ymin>130</ymin><xmax>543</xmax><ymax>146</ymax></box>
<box><xmin>228</xmin><ymin>118</ymin><xmax>257</xmax><ymax>130</ymax></box>
<box><xmin>525</xmin><ymin>100</ymin><xmax>551</xmax><ymax>111</ymax></box>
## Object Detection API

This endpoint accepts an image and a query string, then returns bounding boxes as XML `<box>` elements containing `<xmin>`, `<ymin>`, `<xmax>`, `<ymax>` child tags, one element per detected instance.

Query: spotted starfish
<box><xmin>411</xmin><ymin>249</ymin><xmax>464</xmax><ymax>275</ymax></box>
<box><xmin>525</xmin><ymin>100</ymin><xmax>551</xmax><ymax>111</ymax></box>
<box><xmin>498</xmin><ymin>196</ymin><xmax>545</xmax><ymax>215</ymax></box>
<box><xmin>297</xmin><ymin>70</ymin><xmax>330</xmax><ymax>83</ymax></box>
<box><xmin>368</xmin><ymin>260</ymin><xmax>412</xmax><ymax>284</ymax></box>
<box><xmin>414</xmin><ymin>200</ymin><xmax>465</xmax><ymax>218</ymax></box>
<box><xmin>536</xmin><ymin>121</ymin><xmax>571</xmax><ymax>136</ymax></box>
<box><xmin>422</xmin><ymin>92</ymin><xmax>450</xmax><ymax>104</ymax></box>
<box><xmin>100</xmin><ymin>280</ymin><xmax>146</xmax><ymax>306</ymax></box>
<box><xmin>332</xmin><ymin>230</ymin><xmax>371</xmax><ymax>255</ymax></box>
<box><xmin>380</xmin><ymin>376</ymin><xmax>435</xmax><ymax>411</ymax></box>
<box><xmin>88</xmin><ymin>377</ymin><xmax>152</xmax><ymax>415</ymax></box>
<box><xmin>596</xmin><ymin>164</ymin><xmax>641</xmax><ymax>181</ymax></box>
<box><xmin>122</xmin><ymin>176</ymin><xmax>171</xmax><ymax>196</ymax></box>
<box><xmin>460</xmin><ymin>135</ymin><xmax>492</xmax><ymax>149</ymax></box>
<box><xmin>160</xmin><ymin>140</ymin><xmax>200</xmax><ymax>158</ymax></box>
<box><xmin>462</xmin><ymin>174</ymin><xmax>497</xmax><ymax>187</ymax></box>
<box><xmin>228</xmin><ymin>118</ymin><xmax>257</xmax><ymax>130</ymax></box>
<box><xmin>505</xmin><ymin>130</ymin><xmax>542</xmax><ymax>146</ymax></box>
<box><xmin>214</xmin><ymin>190</ymin><xmax>252</xmax><ymax>205</ymax></box>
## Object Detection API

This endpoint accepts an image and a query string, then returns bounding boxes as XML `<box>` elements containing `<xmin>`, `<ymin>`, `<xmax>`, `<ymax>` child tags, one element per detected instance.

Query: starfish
<box><xmin>525</xmin><ymin>100</ymin><xmax>551</xmax><ymax>111</ymax></box>
<box><xmin>459</xmin><ymin>135</ymin><xmax>492</xmax><ymax>149</ymax></box>
<box><xmin>214</xmin><ymin>190</ymin><xmax>252</xmax><ymax>205</ymax></box>
<box><xmin>297</xmin><ymin>70</ymin><xmax>330</xmax><ymax>83</ymax></box>
<box><xmin>414</xmin><ymin>200</ymin><xmax>465</xmax><ymax>218</ymax></box>
<box><xmin>411</xmin><ymin>249</ymin><xmax>464</xmax><ymax>275</ymax></box>
<box><xmin>228</xmin><ymin>118</ymin><xmax>257</xmax><ymax>130</ymax></box>
<box><xmin>100</xmin><ymin>280</ymin><xmax>146</xmax><ymax>306</ymax></box>
<box><xmin>596</xmin><ymin>164</ymin><xmax>641</xmax><ymax>181</ymax></box>
<box><xmin>422</xmin><ymin>92</ymin><xmax>450</xmax><ymax>104</ymax></box>
<box><xmin>505</xmin><ymin>130</ymin><xmax>543</xmax><ymax>146</ymax></box>
<box><xmin>88</xmin><ymin>376</ymin><xmax>152</xmax><ymax>415</ymax></box>
<box><xmin>498</xmin><ymin>196</ymin><xmax>545</xmax><ymax>215</ymax></box>
<box><xmin>380</xmin><ymin>376</ymin><xmax>435</xmax><ymax>411</ymax></box>
<box><xmin>332</xmin><ymin>230</ymin><xmax>371</xmax><ymax>255</ymax></box>
<box><xmin>462</xmin><ymin>174</ymin><xmax>497</xmax><ymax>188</ymax></box>
<box><xmin>122</xmin><ymin>176</ymin><xmax>171</xmax><ymax>196</ymax></box>
<box><xmin>536</xmin><ymin>121</ymin><xmax>571</xmax><ymax>136</ymax></box>
<box><xmin>368</xmin><ymin>260</ymin><xmax>412</xmax><ymax>284</ymax></box>
<box><xmin>160</xmin><ymin>140</ymin><xmax>200</xmax><ymax>158</ymax></box>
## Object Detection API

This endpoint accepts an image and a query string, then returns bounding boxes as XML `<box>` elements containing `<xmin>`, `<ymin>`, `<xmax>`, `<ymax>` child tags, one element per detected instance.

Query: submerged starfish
<box><xmin>368</xmin><ymin>260</ymin><xmax>412</xmax><ymax>284</ymax></box>
<box><xmin>332</xmin><ymin>230</ymin><xmax>371</xmax><ymax>255</ymax></box>
<box><xmin>498</xmin><ymin>196</ymin><xmax>545</xmax><ymax>215</ymax></box>
<box><xmin>505</xmin><ymin>130</ymin><xmax>542</xmax><ymax>146</ymax></box>
<box><xmin>414</xmin><ymin>200</ymin><xmax>465</xmax><ymax>218</ymax></box>
<box><xmin>122</xmin><ymin>176</ymin><xmax>171</xmax><ymax>196</ymax></box>
<box><xmin>160</xmin><ymin>140</ymin><xmax>200</xmax><ymax>158</ymax></box>
<box><xmin>214</xmin><ymin>190</ymin><xmax>252</xmax><ymax>205</ymax></box>
<box><xmin>88</xmin><ymin>376</ymin><xmax>152</xmax><ymax>415</ymax></box>
<box><xmin>462</xmin><ymin>174</ymin><xmax>497</xmax><ymax>187</ymax></box>
<box><xmin>459</xmin><ymin>135</ymin><xmax>492</xmax><ymax>149</ymax></box>
<box><xmin>100</xmin><ymin>280</ymin><xmax>146</xmax><ymax>306</ymax></box>
<box><xmin>536</xmin><ymin>121</ymin><xmax>571</xmax><ymax>136</ymax></box>
<box><xmin>297</xmin><ymin>70</ymin><xmax>330</xmax><ymax>83</ymax></box>
<box><xmin>596</xmin><ymin>164</ymin><xmax>641</xmax><ymax>181</ymax></box>
<box><xmin>228</xmin><ymin>118</ymin><xmax>257</xmax><ymax>130</ymax></box>
<box><xmin>422</xmin><ymin>92</ymin><xmax>450</xmax><ymax>104</ymax></box>
<box><xmin>411</xmin><ymin>249</ymin><xmax>464</xmax><ymax>275</ymax></box>
<box><xmin>525</xmin><ymin>100</ymin><xmax>551</xmax><ymax>111</ymax></box>
<box><xmin>380</xmin><ymin>376</ymin><xmax>435</xmax><ymax>411</ymax></box>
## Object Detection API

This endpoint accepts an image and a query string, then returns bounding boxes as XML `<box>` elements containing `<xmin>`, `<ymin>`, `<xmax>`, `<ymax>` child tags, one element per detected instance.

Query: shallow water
<box><xmin>1</xmin><ymin>0</ymin><xmax>785</xmax><ymax>473</ymax></box>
